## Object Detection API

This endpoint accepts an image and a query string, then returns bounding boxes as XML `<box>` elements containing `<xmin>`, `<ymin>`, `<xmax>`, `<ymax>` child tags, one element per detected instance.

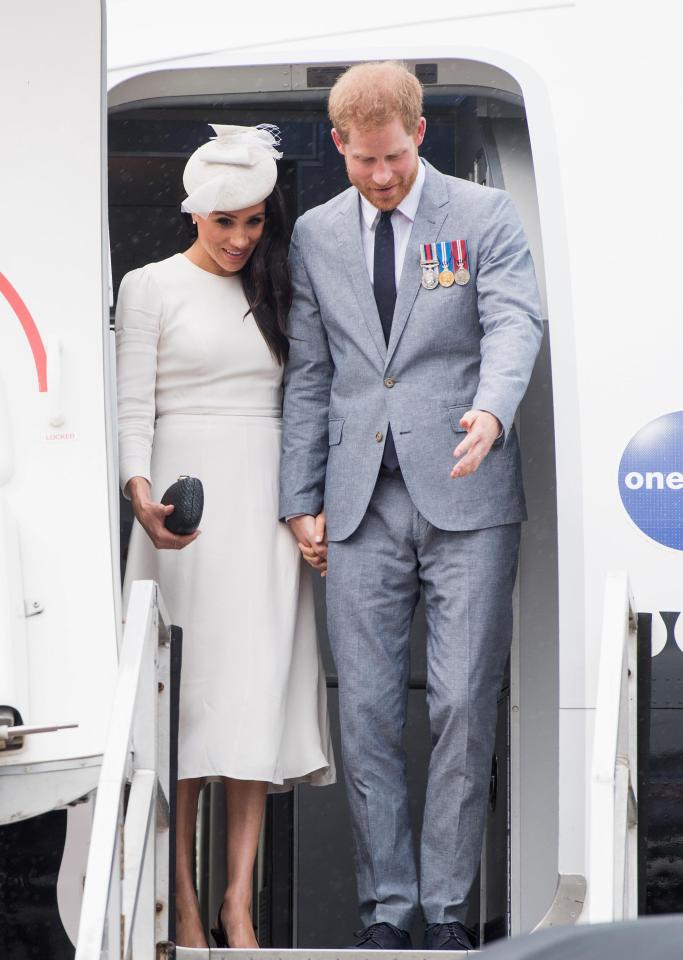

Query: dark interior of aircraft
<box><xmin>108</xmin><ymin>92</ymin><xmax>515</xmax><ymax>948</ymax></box>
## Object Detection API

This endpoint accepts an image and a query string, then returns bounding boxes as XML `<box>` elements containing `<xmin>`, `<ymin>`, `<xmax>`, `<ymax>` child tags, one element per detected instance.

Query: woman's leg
<box><xmin>175</xmin><ymin>777</ymin><xmax>208</xmax><ymax>948</ymax></box>
<box><xmin>218</xmin><ymin>778</ymin><xmax>269</xmax><ymax>948</ymax></box>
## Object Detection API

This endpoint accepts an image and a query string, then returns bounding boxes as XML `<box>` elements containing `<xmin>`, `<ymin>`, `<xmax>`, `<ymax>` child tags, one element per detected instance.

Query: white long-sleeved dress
<box><xmin>116</xmin><ymin>252</ymin><xmax>334</xmax><ymax>787</ymax></box>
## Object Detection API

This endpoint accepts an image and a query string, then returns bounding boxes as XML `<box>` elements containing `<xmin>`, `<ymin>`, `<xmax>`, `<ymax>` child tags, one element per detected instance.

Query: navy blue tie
<box><xmin>373</xmin><ymin>210</ymin><xmax>399</xmax><ymax>470</ymax></box>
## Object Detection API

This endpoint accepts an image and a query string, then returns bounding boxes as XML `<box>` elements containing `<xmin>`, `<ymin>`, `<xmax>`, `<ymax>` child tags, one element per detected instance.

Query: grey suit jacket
<box><xmin>279</xmin><ymin>161</ymin><xmax>543</xmax><ymax>542</ymax></box>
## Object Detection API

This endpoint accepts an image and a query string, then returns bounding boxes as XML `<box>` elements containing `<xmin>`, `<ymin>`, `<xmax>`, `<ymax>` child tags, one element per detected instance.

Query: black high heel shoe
<box><xmin>211</xmin><ymin>906</ymin><xmax>230</xmax><ymax>948</ymax></box>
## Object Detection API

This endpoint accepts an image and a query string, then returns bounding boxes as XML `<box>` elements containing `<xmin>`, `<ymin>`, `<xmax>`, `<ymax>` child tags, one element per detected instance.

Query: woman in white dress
<box><xmin>116</xmin><ymin>125</ymin><xmax>334</xmax><ymax>949</ymax></box>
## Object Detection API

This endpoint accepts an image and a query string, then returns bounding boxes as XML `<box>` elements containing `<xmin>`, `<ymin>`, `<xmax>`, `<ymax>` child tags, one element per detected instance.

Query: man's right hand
<box><xmin>288</xmin><ymin>512</ymin><xmax>328</xmax><ymax>576</ymax></box>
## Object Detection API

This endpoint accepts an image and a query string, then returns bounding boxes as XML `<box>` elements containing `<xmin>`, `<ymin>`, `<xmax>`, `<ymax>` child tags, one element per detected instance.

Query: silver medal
<box><xmin>421</xmin><ymin>261</ymin><xmax>439</xmax><ymax>290</ymax></box>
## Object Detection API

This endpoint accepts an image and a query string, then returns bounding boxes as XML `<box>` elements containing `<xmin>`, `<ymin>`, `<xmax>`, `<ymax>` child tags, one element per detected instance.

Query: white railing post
<box><xmin>587</xmin><ymin>571</ymin><xmax>638</xmax><ymax>923</ymax></box>
<box><xmin>626</xmin><ymin>586</ymin><xmax>639</xmax><ymax>919</ymax></box>
<box><xmin>106</xmin><ymin>823</ymin><xmax>123</xmax><ymax>959</ymax></box>
<box><xmin>76</xmin><ymin>580</ymin><xmax>173</xmax><ymax>960</ymax></box>
<box><xmin>129</xmin><ymin>592</ymin><xmax>159</xmax><ymax>959</ymax></box>
<box><xmin>123</xmin><ymin>769</ymin><xmax>156</xmax><ymax>958</ymax></box>
<box><xmin>154</xmin><ymin>604</ymin><xmax>172</xmax><ymax>949</ymax></box>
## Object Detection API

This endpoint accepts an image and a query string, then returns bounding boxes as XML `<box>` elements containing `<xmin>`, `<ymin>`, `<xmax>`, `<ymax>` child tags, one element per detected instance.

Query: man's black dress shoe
<box><xmin>424</xmin><ymin>921</ymin><xmax>478</xmax><ymax>951</ymax></box>
<box><xmin>351</xmin><ymin>922</ymin><xmax>412</xmax><ymax>950</ymax></box>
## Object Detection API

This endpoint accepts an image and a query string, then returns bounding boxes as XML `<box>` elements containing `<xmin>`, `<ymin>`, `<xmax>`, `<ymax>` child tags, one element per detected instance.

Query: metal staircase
<box><xmin>75</xmin><ymin>580</ymin><xmax>177</xmax><ymax>960</ymax></box>
<box><xmin>74</xmin><ymin>572</ymin><xmax>639</xmax><ymax>957</ymax></box>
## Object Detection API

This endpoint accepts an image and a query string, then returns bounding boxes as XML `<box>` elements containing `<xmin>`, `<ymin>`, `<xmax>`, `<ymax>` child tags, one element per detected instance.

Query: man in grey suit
<box><xmin>280</xmin><ymin>61</ymin><xmax>542</xmax><ymax>951</ymax></box>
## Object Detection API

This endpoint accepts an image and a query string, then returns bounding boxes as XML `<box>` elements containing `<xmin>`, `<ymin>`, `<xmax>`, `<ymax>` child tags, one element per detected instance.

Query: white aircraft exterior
<box><xmin>0</xmin><ymin>0</ymin><xmax>680</xmax><ymax>951</ymax></box>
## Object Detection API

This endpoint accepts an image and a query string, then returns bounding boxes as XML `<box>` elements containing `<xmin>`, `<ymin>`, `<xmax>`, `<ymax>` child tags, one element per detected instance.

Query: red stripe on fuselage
<box><xmin>0</xmin><ymin>272</ymin><xmax>47</xmax><ymax>392</ymax></box>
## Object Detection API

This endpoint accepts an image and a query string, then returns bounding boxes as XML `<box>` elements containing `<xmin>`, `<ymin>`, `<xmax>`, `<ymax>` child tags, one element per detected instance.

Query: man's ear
<box><xmin>415</xmin><ymin>117</ymin><xmax>427</xmax><ymax>147</ymax></box>
<box><xmin>331</xmin><ymin>128</ymin><xmax>346</xmax><ymax>156</ymax></box>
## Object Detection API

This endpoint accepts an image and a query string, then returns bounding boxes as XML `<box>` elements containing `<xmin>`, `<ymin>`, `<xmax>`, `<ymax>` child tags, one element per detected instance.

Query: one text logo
<box><xmin>619</xmin><ymin>411</ymin><xmax>683</xmax><ymax>550</ymax></box>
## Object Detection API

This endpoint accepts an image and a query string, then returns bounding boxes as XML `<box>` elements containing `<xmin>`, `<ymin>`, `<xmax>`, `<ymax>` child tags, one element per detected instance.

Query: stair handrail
<box><xmin>587</xmin><ymin>570</ymin><xmax>638</xmax><ymax>922</ymax></box>
<box><xmin>75</xmin><ymin>579</ymin><xmax>173</xmax><ymax>959</ymax></box>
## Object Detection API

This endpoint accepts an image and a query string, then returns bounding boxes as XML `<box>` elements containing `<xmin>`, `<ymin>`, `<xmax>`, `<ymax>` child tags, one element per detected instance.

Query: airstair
<box><xmin>73</xmin><ymin>580</ymin><xmax>179</xmax><ymax>959</ymax></box>
<box><xmin>59</xmin><ymin>573</ymin><xmax>638</xmax><ymax>958</ymax></box>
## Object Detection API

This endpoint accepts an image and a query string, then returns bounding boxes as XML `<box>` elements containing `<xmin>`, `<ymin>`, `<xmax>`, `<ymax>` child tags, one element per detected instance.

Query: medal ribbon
<box><xmin>452</xmin><ymin>239</ymin><xmax>469</xmax><ymax>271</ymax></box>
<box><xmin>436</xmin><ymin>241</ymin><xmax>453</xmax><ymax>274</ymax></box>
<box><xmin>420</xmin><ymin>242</ymin><xmax>437</xmax><ymax>264</ymax></box>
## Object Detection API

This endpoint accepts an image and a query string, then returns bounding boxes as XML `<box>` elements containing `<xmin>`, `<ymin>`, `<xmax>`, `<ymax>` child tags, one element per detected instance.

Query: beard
<box><xmin>348</xmin><ymin>159</ymin><xmax>419</xmax><ymax>211</ymax></box>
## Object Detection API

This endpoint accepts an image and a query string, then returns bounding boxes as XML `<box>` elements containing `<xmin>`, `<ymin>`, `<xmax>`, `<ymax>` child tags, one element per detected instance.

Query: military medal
<box><xmin>419</xmin><ymin>243</ymin><xmax>439</xmax><ymax>290</ymax></box>
<box><xmin>422</xmin><ymin>264</ymin><xmax>439</xmax><ymax>289</ymax></box>
<box><xmin>453</xmin><ymin>239</ymin><xmax>471</xmax><ymax>285</ymax></box>
<box><xmin>436</xmin><ymin>241</ymin><xmax>455</xmax><ymax>287</ymax></box>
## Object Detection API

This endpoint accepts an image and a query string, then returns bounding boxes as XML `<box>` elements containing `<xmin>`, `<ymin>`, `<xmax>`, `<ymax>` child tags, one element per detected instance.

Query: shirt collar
<box><xmin>359</xmin><ymin>157</ymin><xmax>426</xmax><ymax>230</ymax></box>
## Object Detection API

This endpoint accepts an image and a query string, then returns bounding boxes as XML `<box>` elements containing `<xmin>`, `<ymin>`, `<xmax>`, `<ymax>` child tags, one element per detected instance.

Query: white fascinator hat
<box><xmin>181</xmin><ymin>124</ymin><xmax>283</xmax><ymax>218</ymax></box>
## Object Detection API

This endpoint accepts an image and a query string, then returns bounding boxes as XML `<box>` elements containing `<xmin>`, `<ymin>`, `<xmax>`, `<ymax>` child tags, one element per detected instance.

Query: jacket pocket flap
<box><xmin>447</xmin><ymin>404</ymin><xmax>471</xmax><ymax>434</ymax></box>
<box><xmin>328</xmin><ymin>418</ymin><xmax>345</xmax><ymax>445</ymax></box>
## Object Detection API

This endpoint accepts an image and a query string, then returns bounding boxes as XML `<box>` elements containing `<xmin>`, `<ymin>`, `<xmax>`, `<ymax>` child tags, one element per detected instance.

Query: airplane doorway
<box><xmin>109</xmin><ymin>64</ymin><xmax>557</xmax><ymax>947</ymax></box>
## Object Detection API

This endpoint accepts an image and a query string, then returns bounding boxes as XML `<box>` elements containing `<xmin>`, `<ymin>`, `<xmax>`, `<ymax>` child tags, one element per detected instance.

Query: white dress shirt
<box><xmin>359</xmin><ymin>158</ymin><xmax>426</xmax><ymax>288</ymax></box>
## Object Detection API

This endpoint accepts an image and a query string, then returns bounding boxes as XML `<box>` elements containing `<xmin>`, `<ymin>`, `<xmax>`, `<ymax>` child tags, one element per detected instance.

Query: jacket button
<box><xmin>375</xmin><ymin>431</ymin><xmax>383</xmax><ymax>442</ymax></box>
<box><xmin>384</xmin><ymin>377</ymin><xmax>395</xmax><ymax>388</ymax></box>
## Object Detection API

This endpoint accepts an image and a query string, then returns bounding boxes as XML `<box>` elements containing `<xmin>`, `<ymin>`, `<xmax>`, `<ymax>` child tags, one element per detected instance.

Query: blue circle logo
<box><xmin>619</xmin><ymin>411</ymin><xmax>683</xmax><ymax>550</ymax></box>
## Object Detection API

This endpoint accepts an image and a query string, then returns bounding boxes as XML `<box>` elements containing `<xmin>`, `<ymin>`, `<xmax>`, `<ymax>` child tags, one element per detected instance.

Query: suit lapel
<box><xmin>385</xmin><ymin>162</ymin><xmax>449</xmax><ymax>367</ymax></box>
<box><xmin>334</xmin><ymin>192</ymin><xmax>386</xmax><ymax>366</ymax></box>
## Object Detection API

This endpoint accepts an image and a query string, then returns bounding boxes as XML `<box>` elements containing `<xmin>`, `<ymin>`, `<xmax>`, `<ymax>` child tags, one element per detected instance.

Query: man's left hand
<box><xmin>451</xmin><ymin>410</ymin><xmax>502</xmax><ymax>478</ymax></box>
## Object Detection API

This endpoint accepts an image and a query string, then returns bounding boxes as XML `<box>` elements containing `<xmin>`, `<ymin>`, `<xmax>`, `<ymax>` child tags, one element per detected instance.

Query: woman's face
<box><xmin>193</xmin><ymin>202</ymin><xmax>267</xmax><ymax>276</ymax></box>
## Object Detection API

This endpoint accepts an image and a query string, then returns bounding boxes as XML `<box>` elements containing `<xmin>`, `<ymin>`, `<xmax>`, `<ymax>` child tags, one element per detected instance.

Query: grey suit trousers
<box><xmin>326</xmin><ymin>469</ymin><xmax>520</xmax><ymax>929</ymax></box>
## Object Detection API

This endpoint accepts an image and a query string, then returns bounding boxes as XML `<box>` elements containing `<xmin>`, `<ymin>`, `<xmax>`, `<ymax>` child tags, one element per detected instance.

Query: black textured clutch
<box><xmin>161</xmin><ymin>475</ymin><xmax>204</xmax><ymax>535</ymax></box>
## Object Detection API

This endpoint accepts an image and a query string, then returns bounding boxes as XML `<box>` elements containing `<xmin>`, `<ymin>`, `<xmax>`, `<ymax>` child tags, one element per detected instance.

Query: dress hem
<box><xmin>178</xmin><ymin>762</ymin><xmax>335</xmax><ymax>793</ymax></box>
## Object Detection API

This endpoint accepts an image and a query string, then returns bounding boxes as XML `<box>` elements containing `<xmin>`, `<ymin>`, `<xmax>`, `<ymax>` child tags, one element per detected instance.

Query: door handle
<box><xmin>47</xmin><ymin>336</ymin><xmax>65</xmax><ymax>427</ymax></box>
<box><xmin>489</xmin><ymin>753</ymin><xmax>498</xmax><ymax>811</ymax></box>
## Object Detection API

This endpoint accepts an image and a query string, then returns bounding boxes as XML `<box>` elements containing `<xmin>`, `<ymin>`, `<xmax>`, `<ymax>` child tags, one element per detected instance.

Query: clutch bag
<box><xmin>161</xmin><ymin>475</ymin><xmax>204</xmax><ymax>535</ymax></box>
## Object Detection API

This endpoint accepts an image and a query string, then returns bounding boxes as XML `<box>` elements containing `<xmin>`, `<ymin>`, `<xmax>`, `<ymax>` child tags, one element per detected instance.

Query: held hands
<box><xmin>288</xmin><ymin>512</ymin><xmax>328</xmax><ymax>577</ymax></box>
<box><xmin>126</xmin><ymin>477</ymin><xmax>200</xmax><ymax>550</ymax></box>
<box><xmin>287</xmin><ymin>413</ymin><xmax>501</xmax><ymax>563</ymax></box>
<box><xmin>451</xmin><ymin>410</ymin><xmax>502</xmax><ymax>479</ymax></box>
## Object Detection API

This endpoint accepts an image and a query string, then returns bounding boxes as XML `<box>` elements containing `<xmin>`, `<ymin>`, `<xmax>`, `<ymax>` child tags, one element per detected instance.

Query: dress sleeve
<box><xmin>115</xmin><ymin>265</ymin><xmax>163</xmax><ymax>497</ymax></box>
